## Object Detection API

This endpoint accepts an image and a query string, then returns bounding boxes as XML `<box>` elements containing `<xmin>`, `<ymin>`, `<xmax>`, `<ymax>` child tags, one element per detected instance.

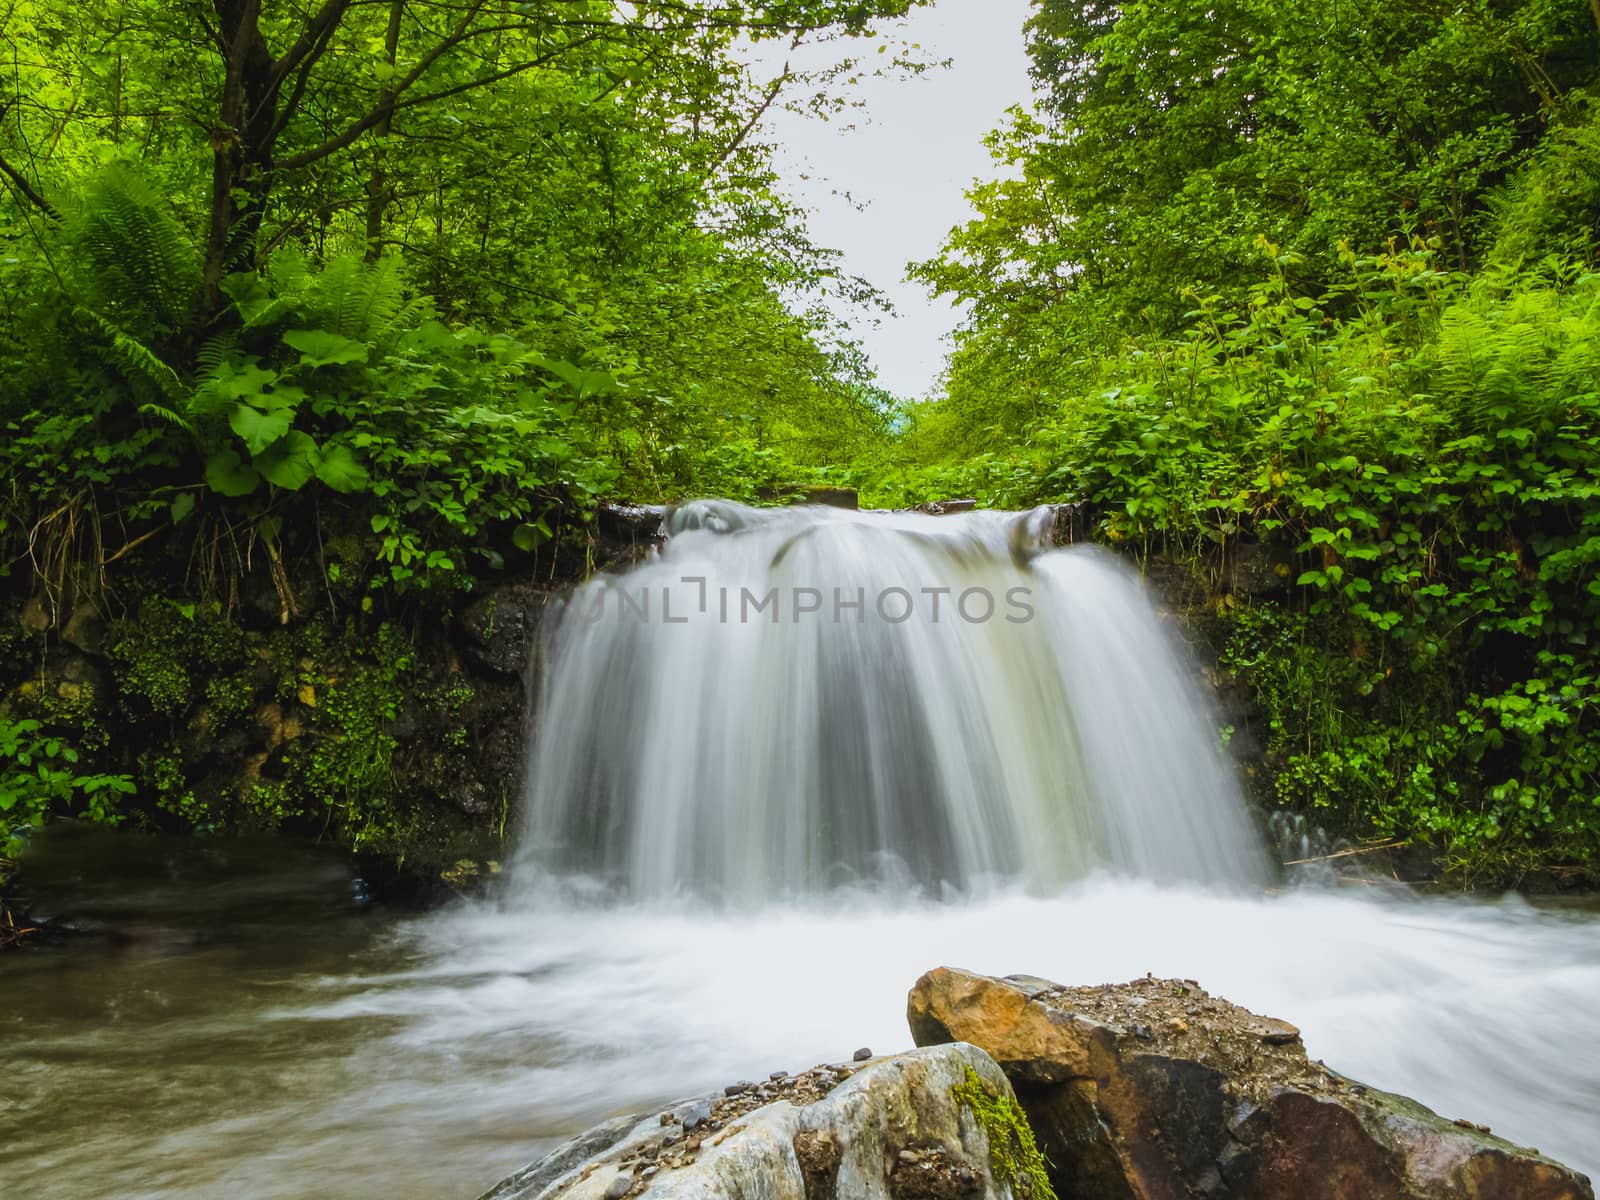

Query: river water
<box><xmin>3</xmin><ymin>840</ymin><xmax>1598</xmax><ymax>1198</ymax></box>
<box><xmin>5</xmin><ymin>503</ymin><xmax>1598</xmax><ymax>1195</ymax></box>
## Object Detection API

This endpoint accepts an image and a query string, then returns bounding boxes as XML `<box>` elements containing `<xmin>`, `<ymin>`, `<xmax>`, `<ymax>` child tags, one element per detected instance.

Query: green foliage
<box><xmin>0</xmin><ymin>717</ymin><xmax>135</xmax><ymax>858</ymax></box>
<box><xmin>920</xmin><ymin>0</ymin><xmax>1598</xmax><ymax>362</ymax></box>
<box><xmin>108</xmin><ymin>599</ymin><xmax>251</xmax><ymax>720</ymax></box>
<box><xmin>284</xmin><ymin>623</ymin><xmax>414</xmax><ymax>853</ymax></box>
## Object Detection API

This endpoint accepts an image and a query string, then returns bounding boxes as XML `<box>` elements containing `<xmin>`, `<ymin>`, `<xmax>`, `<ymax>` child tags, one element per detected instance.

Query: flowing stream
<box><xmin>3</xmin><ymin>502</ymin><xmax>1598</xmax><ymax>1198</ymax></box>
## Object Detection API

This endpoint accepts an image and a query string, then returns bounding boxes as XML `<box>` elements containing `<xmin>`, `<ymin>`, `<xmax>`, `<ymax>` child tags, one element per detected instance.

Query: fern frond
<box><xmin>138</xmin><ymin>402</ymin><xmax>193</xmax><ymax>431</ymax></box>
<box><xmin>73</xmin><ymin>306</ymin><xmax>188</xmax><ymax>404</ymax></box>
<box><xmin>195</xmin><ymin>333</ymin><xmax>238</xmax><ymax>377</ymax></box>
<box><xmin>304</xmin><ymin>253</ymin><xmax>408</xmax><ymax>342</ymax></box>
<box><xmin>63</xmin><ymin>163</ymin><xmax>201</xmax><ymax>339</ymax></box>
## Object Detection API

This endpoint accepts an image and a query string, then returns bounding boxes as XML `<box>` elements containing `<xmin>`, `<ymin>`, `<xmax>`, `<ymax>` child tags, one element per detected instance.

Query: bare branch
<box><xmin>704</xmin><ymin>53</ymin><xmax>791</xmax><ymax>177</ymax></box>
<box><xmin>0</xmin><ymin>149</ymin><xmax>58</xmax><ymax>219</ymax></box>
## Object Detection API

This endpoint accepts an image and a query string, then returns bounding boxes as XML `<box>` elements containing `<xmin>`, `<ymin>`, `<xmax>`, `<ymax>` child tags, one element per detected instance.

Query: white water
<box><xmin>520</xmin><ymin>501</ymin><xmax>1263</xmax><ymax>898</ymax></box>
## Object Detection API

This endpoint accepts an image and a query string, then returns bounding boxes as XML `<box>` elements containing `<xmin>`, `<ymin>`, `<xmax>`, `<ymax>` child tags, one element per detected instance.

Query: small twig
<box><xmin>1283</xmin><ymin>839</ymin><xmax>1404</xmax><ymax>867</ymax></box>
<box><xmin>102</xmin><ymin>524</ymin><xmax>163</xmax><ymax>566</ymax></box>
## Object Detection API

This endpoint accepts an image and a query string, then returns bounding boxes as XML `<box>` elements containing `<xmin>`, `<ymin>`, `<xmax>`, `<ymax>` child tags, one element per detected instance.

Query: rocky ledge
<box><xmin>480</xmin><ymin>1042</ymin><xmax>1052</xmax><ymax>1200</ymax></box>
<box><xmin>909</xmin><ymin>968</ymin><xmax>1593</xmax><ymax>1200</ymax></box>
<box><xmin>483</xmin><ymin>971</ymin><xmax>1593</xmax><ymax>1200</ymax></box>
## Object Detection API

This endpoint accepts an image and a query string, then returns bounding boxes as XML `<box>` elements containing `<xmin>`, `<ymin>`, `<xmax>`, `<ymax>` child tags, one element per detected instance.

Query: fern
<box><xmin>62</xmin><ymin>163</ymin><xmax>201</xmax><ymax>339</ymax></box>
<box><xmin>302</xmin><ymin>254</ymin><xmax>426</xmax><ymax>344</ymax></box>
<box><xmin>73</xmin><ymin>306</ymin><xmax>189</xmax><ymax>407</ymax></box>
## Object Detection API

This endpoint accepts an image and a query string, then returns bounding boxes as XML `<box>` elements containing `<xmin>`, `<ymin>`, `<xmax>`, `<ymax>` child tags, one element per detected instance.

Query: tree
<box><xmin>918</xmin><ymin>0</ymin><xmax>1600</xmax><ymax>372</ymax></box>
<box><xmin>0</xmin><ymin>0</ymin><xmax>926</xmax><ymax>322</ymax></box>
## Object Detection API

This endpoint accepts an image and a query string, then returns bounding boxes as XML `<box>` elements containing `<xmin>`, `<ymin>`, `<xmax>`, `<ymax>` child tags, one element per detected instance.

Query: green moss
<box><xmin>287</xmin><ymin>621</ymin><xmax>415</xmax><ymax>853</ymax></box>
<box><xmin>203</xmin><ymin>670</ymin><xmax>257</xmax><ymax>728</ymax></box>
<box><xmin>950</xmin><ymin>1066</ymin><xmax>1057</xmax><ymax>1200</ymax></box>
<box><xmin>108</xmin><ymin>598</ymin><xmax>251</xmax><ymax>719</ymax></box>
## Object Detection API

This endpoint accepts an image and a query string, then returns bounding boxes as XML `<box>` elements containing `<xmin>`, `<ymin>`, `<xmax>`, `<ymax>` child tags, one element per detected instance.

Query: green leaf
<box><xmin>283</xmin><ymin>329</ymin><xmax>369</xmax><ymax>367</ymax></box>
<box><xmin>254</xmin><ymin>431</ymin><xmax>318</xmax><ymax>490</ymax></box>
<box><xmin>229</xmin><ymin>403</ymin><xmax>294</xmax><ymax>455</ymax></box>
<box><xmin>314</xmin><ymin>443</ymin><xmax>371</xmax><ymax>494</ymax></box>
<box><xmin>204</xmin><ymin>449</ymin><xmax>261</xmax><ymax>497</ymax></box>
<box><xmin>169</xmin><ymin>491</ymin><xmax>196</xmax><ymax>524</ymax></box>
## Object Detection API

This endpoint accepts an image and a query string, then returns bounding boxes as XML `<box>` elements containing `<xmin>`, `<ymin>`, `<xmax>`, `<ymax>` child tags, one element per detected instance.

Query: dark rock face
<box><xmin>1</xmin><ymin>499</ymin><xmax>680</xmax><ymax>894</ymax></box>
<box><xmin>596</xmin><ymin>502</ymin><xmax>667</xmax><ymax>552</ymax></box>
<box><xmin>457</xmin><ymin>579</ymin><xmax>555</xmax><ymax>678</ymax></box>
<box><xmin>756</xmin><ymin>486</ymin><xmax>861</xmax><ymax>510</ymax></box>
<box><xmin>908</xmin><ymin>968</ymin><xmax>1594</xmax><ymax>1200</ymax></box>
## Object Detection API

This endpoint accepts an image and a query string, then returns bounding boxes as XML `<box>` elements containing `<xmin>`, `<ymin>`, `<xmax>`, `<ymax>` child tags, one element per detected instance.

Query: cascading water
<box><xmin>520</xmin><ymin>500</ymin><xmax>1264</xmax><ymax>898</ymax></box>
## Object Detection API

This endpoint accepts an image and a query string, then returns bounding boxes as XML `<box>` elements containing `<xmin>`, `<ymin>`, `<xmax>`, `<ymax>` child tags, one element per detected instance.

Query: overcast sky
<box><xmin>750</xmin><ymin>0</ymin><xmax>1038</xmax><ymax>401</ymax></box>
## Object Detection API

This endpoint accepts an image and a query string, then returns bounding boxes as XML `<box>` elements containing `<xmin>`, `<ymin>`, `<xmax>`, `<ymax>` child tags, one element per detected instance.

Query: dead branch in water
<box><xmin>1282</xmin><ymin>840</ymin><xmax>1404</xmax><ymax>867</ymax></box>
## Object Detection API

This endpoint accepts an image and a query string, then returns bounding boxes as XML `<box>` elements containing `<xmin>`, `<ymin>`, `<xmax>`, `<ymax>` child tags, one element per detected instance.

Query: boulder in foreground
<box><xmin>908</xmin><ymin>967</ymin><xmax>1593</xmax><ymax>1200</ymax></box>
<box><xmin>481</xmin><ymin>1042</ymin><xmax>1054</xmax><ymax>1200</ymax></box>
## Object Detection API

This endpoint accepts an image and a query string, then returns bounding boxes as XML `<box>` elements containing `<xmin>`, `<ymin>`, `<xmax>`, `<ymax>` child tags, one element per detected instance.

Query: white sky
<box><xmin>751</xmin><ymin>0</ymin><xmax>1038</xmax><ymax>401</ymax></box>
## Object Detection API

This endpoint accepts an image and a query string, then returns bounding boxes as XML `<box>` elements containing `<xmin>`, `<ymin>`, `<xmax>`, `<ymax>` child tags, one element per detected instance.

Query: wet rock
<box><xmin>8</xmin><ymin>649</ymin><xmax>112</xmax><ymax>713</ymax></box>
<box><xmin>1045</xmin><ymin>503</ymin><xmax>1086</xmax><ymax>547</ymax></box>
<box><xmin>19</xmin><ymin>594</ymin><xmax>53</xmax><ymax>634</ymax></box>
<box><xmin>916</xmin><ymin>499</ymin><xmax>977</xmax><ymax>515</ymax></box>
<box><xmin>597</xmin><ymin>502</ymin><xmax>667</xmax><ymax>546</ymax></box>
<box><xmin>908</xmin><ymin>967</ymin><xmax>1594</xmax><ymax>1200</ymax></box>
<box><xmin>61</xmin><ymin>602</ymin><xmax>107</xmax><ymax>656</ymax></box>
<box><xmin>479</xmin><ymin>1044</ymin><xmax>1033</xmax><ymax>1200</ymax></box>
<box><xmin>1225</xmin><ymin>542</ymin><xmax>1293</xmax><ymax>598</ymax></box>
<box><xmin>448</xmin><ymin>776</ymin><xmax>492</xmax><ymax>817</ymax></box>
<box><xmin>456</xmin><ymin>580</ymin><xmax>552</xmax><ymax>678</ymax></box>
<box><xmin>853</xmin><ymin>1047</ymin><xmax>873</xmax><ymax>1062</ymax></box>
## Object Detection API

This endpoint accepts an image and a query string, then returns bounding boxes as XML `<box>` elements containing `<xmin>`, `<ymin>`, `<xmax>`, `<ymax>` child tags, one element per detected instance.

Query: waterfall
<box><xmin>518</xmin><ymin>501</ymin><xmax>1266</xmax><ymax>899</ymax></box>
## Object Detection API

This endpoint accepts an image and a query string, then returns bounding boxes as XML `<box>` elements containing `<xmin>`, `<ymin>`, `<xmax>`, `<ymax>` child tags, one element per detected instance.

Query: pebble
<box><xmin>724</xmin><ymin>1081</ymin><xmax>755</xmax><ymax>1097</ymax></box>
<box><xmin>604</xmin><ymin>1176</ymin><xmax>632</xmax><ymax>1200</ymax></box>
<box><xmin>682</xmin><ymin>1101</ymin><xmax>712</xmax><ymax>1132</ymax></box>
<box><xmin>1254</xmin><ymin>1018</ymin><xmax>1302</xmax><ymax>1045</ymax></box>
<box><xmin>853</xmin><ymin>1047</ymin><xmax>872</xmax><ymax>1062</ymax></box>
<box><xmin>770</xmin><ymin>1070</ymin><xmax>789</xmax><ymax>1081</ymax></box>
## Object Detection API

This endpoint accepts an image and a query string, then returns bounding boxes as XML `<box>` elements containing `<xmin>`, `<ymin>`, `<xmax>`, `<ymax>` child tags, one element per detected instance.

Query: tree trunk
<box><xmin>202</xmin><ymin>0</ymin><xmax>281</xmax><ymax>317</ymax></box>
